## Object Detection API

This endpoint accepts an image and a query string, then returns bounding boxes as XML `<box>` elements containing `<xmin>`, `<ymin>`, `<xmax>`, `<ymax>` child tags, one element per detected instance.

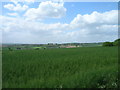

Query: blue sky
<box><xmin>64</xmin><ymin>2</ymin><xmax>118</xmax><ymax>23</ymax></box>
<box><xmin>1</xmin><ymin>1</ymin><xmax>118</xmax><ymax>44</ymax></box>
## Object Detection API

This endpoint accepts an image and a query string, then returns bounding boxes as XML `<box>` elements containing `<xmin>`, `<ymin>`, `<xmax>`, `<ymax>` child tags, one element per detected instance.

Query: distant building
<box><xmin>60</xmin><ymin>45</ymin><xmax>77</xmax><ymax>48</ymax></box>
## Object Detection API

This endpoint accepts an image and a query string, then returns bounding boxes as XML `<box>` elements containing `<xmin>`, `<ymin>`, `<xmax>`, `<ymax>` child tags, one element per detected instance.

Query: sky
<box><xmin>0</xmin><ymin>0</ymin><xmax>118</xmax><ymax>44</ymax></box>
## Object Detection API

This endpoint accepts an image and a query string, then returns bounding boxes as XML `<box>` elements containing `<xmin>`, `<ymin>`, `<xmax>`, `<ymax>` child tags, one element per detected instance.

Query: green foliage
<box><xmin>103</xmin><ymin>39</ymin><xmax>120</xmax><ymax>47</ymax></box>
<box><xmin>2</xmin><ymin>47</ymin><xmax>118</xmax><ymax>88</ymax></box>
<box><xmin>113</xmin><ymin>39</ymin><xmax>120</xmax><ymax>46</ymax></box>
<box><xmin>102</xmin><ymin>42</ymin><xmax>113</xmax><ymax>47</ymax></box>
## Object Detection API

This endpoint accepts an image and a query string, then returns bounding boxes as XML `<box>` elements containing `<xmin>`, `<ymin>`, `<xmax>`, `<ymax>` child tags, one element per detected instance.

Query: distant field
<box><xmin>2</xmin><ymin>47</ymin><xmax>118</xmax><ymax>88</ymax></box>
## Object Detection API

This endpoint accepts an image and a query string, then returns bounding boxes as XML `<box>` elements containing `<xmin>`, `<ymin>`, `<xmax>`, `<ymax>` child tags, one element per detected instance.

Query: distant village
<box><xmin>2</xmin><ymin>42</ymin><xmax>103</xmax><ymax>50</ymax></box>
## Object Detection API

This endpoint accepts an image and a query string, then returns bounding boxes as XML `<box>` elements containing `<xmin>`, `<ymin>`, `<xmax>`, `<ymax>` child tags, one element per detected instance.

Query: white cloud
<box><xmin>4</xmin><ymin>4</ymin><xmax>14</xmax><ymax>10</ymax></box>
<box><xmin>4</xmin><ymin>3</ymin><xmax>28</xmax><ymax>11</ymax></box>
<box><xmin>1</xmin><ymin>10</ymin><xmax>118</xmax><ymax>44</ymax></box>
<box><xmin>24</xmin><ymin>1</ymin><xmax>66</xmax><ymax>20</ymax></box>
<box><xmin>69</xmin><ymin>10</ymin><xmax>118</xmax><ymax>42</ymax></box>
<box><xmin>10</xmin><ymin>0</ymin><xmax>35</xmax><ymax>4</ymax></box>
<box><xmin>71</xmin><ymin>10</ymin><xmax>118</xmax><ymax>26</ymax></box>
<box><xmin>7</xmin><ymin>13</ymin><xmax>18</xmax><ymax>16</ymax></box>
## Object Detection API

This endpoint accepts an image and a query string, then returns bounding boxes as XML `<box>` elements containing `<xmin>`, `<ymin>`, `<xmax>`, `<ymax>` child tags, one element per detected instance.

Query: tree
<box><xmin>8</xmin><ymin>47</ymin><xmax>13</xmax><ymax>51</ymax></box>
<box><xmin>102</xmin><ymin>42</ymin><xmax>113</xmax><ymax>47</ymax></box>
<box><xmin>113</xmin><ymin>39</ymin><xmax>120</xmax><ymax>46</ymax></box>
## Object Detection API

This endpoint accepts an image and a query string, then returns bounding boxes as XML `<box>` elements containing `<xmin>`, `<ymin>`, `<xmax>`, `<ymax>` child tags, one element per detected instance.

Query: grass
<box><xmin>2</xmin><ymin>47</ymin><xmax>118</xmax><ymax>88</ymax></box>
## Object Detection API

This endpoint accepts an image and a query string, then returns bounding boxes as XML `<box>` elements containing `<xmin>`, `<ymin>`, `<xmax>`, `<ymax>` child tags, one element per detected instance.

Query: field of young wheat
<box><xmin>2</xmin><ymin>47</ymin><xmax>118</xmax><ymax>88</ymax></box>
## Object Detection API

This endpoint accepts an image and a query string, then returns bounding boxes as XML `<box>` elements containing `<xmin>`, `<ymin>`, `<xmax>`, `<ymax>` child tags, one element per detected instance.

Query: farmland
<box><xmin>2</xmin><ymin>47</ymin><xmax>118</xmax><ymax>88</ymax></box>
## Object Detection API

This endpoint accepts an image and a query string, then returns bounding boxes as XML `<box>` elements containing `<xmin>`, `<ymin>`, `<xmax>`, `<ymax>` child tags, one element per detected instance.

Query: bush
<box><xmin>113</xmin><ymin>39</ymin><xmax>120</xmax><ymax>46</ymax></box>
<box><xmin>102</xmin><ymin>42</ymin><xmax>113</xmax><ymax>47</ymax></box>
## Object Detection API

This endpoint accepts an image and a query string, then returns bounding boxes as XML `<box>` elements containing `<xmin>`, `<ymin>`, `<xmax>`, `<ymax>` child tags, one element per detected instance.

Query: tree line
<box><xmin>103</xmin><ymin>39</ymin><xmax>120</xmax><ymax>46</ymax></box>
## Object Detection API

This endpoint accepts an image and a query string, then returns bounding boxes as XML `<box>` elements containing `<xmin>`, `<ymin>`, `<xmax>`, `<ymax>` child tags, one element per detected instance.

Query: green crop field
<box><xmin>2</xmin><ymin>47</ymin><xmax>118</xmax><ymax>88</ymax></box>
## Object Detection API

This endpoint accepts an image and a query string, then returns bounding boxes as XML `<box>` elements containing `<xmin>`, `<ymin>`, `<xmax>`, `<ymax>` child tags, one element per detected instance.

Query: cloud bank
<box><xmin>1</xmin><ymin>1</ymin><xmax>118</xmax><ymax>44</ymax></box>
